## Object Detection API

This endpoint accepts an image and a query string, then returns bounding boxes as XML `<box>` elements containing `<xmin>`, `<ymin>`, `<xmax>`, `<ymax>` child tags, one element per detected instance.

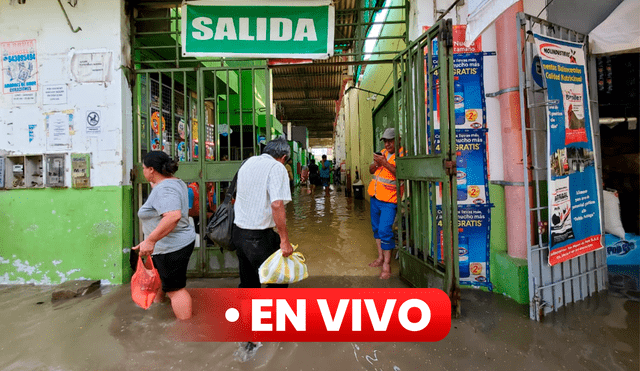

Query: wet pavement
<box><xmin>1</xmin><ymin>185</ymin><xmax>638</xmax><ymax>371</ymax></box>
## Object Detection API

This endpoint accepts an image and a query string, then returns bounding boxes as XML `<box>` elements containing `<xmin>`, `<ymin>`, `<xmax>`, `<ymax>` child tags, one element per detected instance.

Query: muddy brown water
<box><xmin>1</xmin><ymin>186</ymin><xmax>638</xmax><ymax>370</ymax></box>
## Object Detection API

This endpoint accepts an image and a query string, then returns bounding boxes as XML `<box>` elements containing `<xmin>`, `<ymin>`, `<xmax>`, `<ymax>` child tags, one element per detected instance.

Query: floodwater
<box><xmin>1</xmin><ymin>185</ymin><xmax>638</xmax><ymax>371</ymax></box>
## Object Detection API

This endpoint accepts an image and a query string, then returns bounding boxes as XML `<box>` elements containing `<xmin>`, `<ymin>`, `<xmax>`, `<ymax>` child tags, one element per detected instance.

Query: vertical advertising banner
<box><xmin>533</xmin><ymin>33</ymin><xmax>603</xmax><ymax>266</ymax></box>
<box><xmin>436</xmin><ymin>206</ymin><xmax>492</xmax><ymax>288</ymax></box>
<box><xmin>1</xmin><ymin>39</ymin><xmax>38</xmax><ymax>94</ymax></box>
<box><xmin>430</xmin><ymin>53</ymin><xmax>486</xmax><ymax>131</ymax></box>
<box><xmin>426</xmin><ymin>25</ymin><xmax>485</xmax><ymax>131</ymax></box>
<box><xmin>434</xmin><ymin>129</ymin><xmax>490</xmax><ymax>206</ymax></box>
<box><xmin>425</xmin><ymin>25</ymin><xmax>492</xmax><ymax>288</ymax></box>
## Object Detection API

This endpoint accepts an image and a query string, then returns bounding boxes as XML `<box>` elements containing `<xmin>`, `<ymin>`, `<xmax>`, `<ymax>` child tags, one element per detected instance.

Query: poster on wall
<box><xmin>434</xmin><ymin>129</ymin><xmax>490</xmax><ymax>206</ymax></box>
<box><xmin>533</xmin><ymin>33</ymin><xmax>603</xmax><ymax>266</ymax></box>
<box><xmin>70</xmin><ymin>51</ymin><xmax>112</xmax><ymax>83</ymax></box>
<box><xmin>437</xmin><ymin>206</ymin><xmax>492</xmax><ymax>289</ymax></box>
<box><xmin>45</xmin><ymin>111</ymin><xmax>74</xmax><ymax>150</ymax></box>
<box><xmin>424</xmin><ymin>25</ymin><xmax>485</xmax><ymax>131</ymax></box>
<box><xmin>1</xmin><ymin>39</ymin><xmax>38</xmax><ymax>94</ymax></box>
<box><xmin>429</xmin><ymin>53</ymin><xmax>486</xmax><ymax>131</ymax></box>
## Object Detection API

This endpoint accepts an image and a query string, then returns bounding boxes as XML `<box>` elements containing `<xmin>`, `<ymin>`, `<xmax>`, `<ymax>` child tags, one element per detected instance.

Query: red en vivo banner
<box><xmin>169</xmin><ymin>289</ymin><xmax>451</xmax><ymax>342</ymax></box>
<box><xmin>533</xmin><ymin>33</ymin><xmax>603</xmax><ymax>266</ymax></box>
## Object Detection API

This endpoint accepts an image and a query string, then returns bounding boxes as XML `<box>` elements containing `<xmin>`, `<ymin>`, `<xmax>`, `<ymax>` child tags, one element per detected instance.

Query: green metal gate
<box><xmin>130</xmin><ymin>2</ymin><xmax>272</xmax><ymax>277</ymax></box>
<box><xmin>132</xmin><ymin>66</ymin><xmax>271</xmax><ymax>277</ymax></box>
<box><xmin>393</xmin><ymin>19</ymin><xmax>460</xmax><ymax>316</ymax></box>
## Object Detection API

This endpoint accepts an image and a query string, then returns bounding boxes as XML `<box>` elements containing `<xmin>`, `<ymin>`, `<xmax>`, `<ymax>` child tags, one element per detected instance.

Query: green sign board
<box><xmin>181</xmin><ymin>0</ymin><xmax>335</xmax><ymax>59</ymax></box>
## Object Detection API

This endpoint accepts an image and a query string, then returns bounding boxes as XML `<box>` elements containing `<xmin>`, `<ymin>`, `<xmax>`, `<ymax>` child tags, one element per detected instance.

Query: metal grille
<box><xmin>517</xmin><ymin>13</ymin><xmax>607</xmax><ymax>321</ymax></box>
<box><xmin>394</xmin><ymin>19</ymin><xmax>460</xmax><ymax>316</ymax></box>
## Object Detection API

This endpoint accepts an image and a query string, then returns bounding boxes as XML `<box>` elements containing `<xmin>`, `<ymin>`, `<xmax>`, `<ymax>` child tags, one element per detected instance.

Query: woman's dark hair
<box><xmin>143</xmin><ymin>151</ymin><xmax>179</xmax><ymax>176</ymax></box>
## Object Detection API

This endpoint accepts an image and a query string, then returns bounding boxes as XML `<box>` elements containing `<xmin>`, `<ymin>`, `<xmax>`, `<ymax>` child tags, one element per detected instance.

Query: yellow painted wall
<box><xmin>344</xmin><ymin>0</ymin><xmax>406</xmax><ymax>200</ymax></box>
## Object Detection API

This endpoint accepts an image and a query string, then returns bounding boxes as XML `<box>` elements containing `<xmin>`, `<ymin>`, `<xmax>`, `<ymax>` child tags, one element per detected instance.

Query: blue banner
<box><xmin>429</xmin><ymin>53</ymin><xmax>486</xmax><ymax>131</ymax></box>
<box><xmin>434</xmin><ymin>129</ymin><xmax>490</xmax><ymax>206</ymax></box>
<box><xmin>533</xmin><ymin>33</ymin><xmax>603</xmax><ymax>265</ymax></box>
<box><xmin>426</xmin><ymin>40</ymin><xmax>492</xmax><ymax>287</ymax></box>
<box><xmin>437</xmin><ymin>205</ymin><xmax>492</xmax><ymax>289</ymax></box>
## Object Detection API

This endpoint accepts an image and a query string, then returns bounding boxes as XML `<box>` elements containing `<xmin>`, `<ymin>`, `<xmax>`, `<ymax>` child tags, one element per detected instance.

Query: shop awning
<box><xmin>589</xmin><ymin>0</ymin><xmax>640</xmax><ymax>55</ymax></box>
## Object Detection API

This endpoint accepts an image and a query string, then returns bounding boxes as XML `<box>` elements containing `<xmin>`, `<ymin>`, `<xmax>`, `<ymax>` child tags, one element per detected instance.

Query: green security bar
<box><xmin>396</xmin><ymin>156</ymin><xmax>446</xmax><ymax>181</ymax></box>
<box><xmin>182</xmin><ymin>1</ymin><xmax>335</xmax><ymax>59</ymax></box>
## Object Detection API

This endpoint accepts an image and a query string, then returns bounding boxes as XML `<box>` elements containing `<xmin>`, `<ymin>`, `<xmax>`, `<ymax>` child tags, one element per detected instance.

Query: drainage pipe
<box><xmin>495</xmin><ymin>1</ymin><xmax>529</xmax><ymax>259</ymax></box>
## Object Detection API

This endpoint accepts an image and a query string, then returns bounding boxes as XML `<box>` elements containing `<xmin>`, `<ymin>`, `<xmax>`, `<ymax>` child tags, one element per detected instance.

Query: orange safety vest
<box><xmin>368</xmin><ymin>147</ymin><xmax>404</xmax><ymax>204</ymax></box>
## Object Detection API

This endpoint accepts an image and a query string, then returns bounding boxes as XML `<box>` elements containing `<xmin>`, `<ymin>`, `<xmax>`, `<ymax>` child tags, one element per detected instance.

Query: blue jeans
<box><xmin>370</xmin><ymin>196</ymin><xmax>397</xmax><ymax>251</ymax></box>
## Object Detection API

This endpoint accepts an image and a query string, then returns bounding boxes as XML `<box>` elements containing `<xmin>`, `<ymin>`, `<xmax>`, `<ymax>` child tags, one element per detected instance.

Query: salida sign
<box><xmin>182</xmin><ymin>0</ymin><xmax>334</xmax><ymax>59</ymax></box>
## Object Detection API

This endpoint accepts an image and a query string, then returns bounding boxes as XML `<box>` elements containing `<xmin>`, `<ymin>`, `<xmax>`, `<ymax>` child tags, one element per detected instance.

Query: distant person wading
<box><xmin>308</xmin><ymin>159</ymin><xmax>321</xmax><ymax>194</ymax></box>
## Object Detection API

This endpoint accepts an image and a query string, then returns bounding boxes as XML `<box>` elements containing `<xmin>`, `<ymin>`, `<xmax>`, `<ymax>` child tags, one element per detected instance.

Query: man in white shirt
<box><xmin>232</xmin><ymin>136</ymin><xmax>293</xmax><ymax>288</ymax></box>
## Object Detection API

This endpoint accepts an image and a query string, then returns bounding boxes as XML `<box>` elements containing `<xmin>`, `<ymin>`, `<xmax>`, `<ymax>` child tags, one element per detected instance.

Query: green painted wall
<box><xmin>488</xmin><ymin>184</ymin><xmax>529</xmax><ymax>304</ymax></box>
<box><xmin>0</xmin><ymin>186</ymin><xmax>133</xmax><ymax>285</ymax></box>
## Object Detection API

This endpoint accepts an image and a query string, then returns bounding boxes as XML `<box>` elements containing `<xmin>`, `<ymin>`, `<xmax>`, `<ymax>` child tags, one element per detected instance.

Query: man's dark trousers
<box><xmin>231</xmin><ymin>226</ymin><xmax>289</xmax><ymax>288</ymax></box>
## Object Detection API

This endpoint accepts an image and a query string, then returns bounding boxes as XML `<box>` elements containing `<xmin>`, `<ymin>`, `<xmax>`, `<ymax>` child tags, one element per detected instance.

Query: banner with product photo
<box><xmin>425</xmin><ymin>25</ymin><xmax>492</xmax><ymax>287</ymax></box>
<box><xmin>533</xmin><ymin>33</ymin><xmax>603</xmax><ymax>266</ymax></box>
<box><xmin>436</xmin><ymin>205</ymin><xmax>492</xmax><ymax>289</ymax></box>
<box><xmin>434</xmin><ymin>129</ymin><xmax>490</xmax><ymax>206</ymax></box>
<box><xmin>425</xmin><ymin>25</ymin><xmax>486</xmax><ymax>132</ymax></box>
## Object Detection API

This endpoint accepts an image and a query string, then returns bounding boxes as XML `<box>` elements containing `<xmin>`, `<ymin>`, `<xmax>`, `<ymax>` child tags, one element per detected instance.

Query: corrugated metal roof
<box><xmin>273</xmin><ymin>0</ymin><xmax>404</xmax><ymax>140</ymax></box>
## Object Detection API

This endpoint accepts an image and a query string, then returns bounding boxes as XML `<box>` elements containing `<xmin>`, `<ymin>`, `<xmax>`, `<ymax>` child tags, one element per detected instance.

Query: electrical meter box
<box><xmin>45</xmin><ymin>154</ymin><xmax>66</xmax><ymax>187</ymax></box>
<box><xmin>71</xmin><ymin>153</ymin><xmax>90</xmax><ymax>188</ymax></box>
<box><xmin>5</xmin><ymin>156</ymin><xmax>26</xmax><ymax>189</ymax></box>
<box><xmin>25</xmin><ymin>155</ymin><xmax>44</xmax><ymax>188</ymax></box>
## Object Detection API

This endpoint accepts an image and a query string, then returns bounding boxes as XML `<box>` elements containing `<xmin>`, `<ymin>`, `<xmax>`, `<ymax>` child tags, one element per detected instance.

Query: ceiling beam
<box><xmin>273</xmin><ymin>97</ymin><xmax>337</xmax><ymax>102</ymax></box>
<box><xmin>277</xmin><ymin>102</ymin><xmax>335</xmax><ymax>106</ymax></box>
<box><xmin>269</xmin><ymin>59</ymin><xmax>395</xmax><ymax>68</ymax></box>
<box><xmin>308</xmin><ymin>134</ymin><xmax>334</xmax><ymax>139</ymax></box>
<box><xmin>286</xmin><ymin>118</ymin><xmax>334</xmax><ymax>122</ymax></box>
<box><xmin>281</xmin><ymin>105</ymin><xmax>334</xmax><ymax>109</ymax></box>
<box><xmin>306</xmin><ymin>125</ymin><xmax>334</xmax><ymax>130</ymax></box>
<box><xmin>273</xmin><ymin>72</ymin><xmax>344</xmax><ymax>78</ymax></box>
<box><xmin>273</xmin><ymin>87</ymin><xmax>337</xmax><ymax>93</ymax></box>
<box><xmin>308</xmin><ymin>128</ymin><xmax>334</xmax><ymax>131</ymax></box>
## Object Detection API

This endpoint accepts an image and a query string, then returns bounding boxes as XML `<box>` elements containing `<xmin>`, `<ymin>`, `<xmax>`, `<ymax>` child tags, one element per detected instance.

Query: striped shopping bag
<box><xmin>259</xmin><ymin>244</ymin><xmax>309</xmax><ymax>284</ymax></box>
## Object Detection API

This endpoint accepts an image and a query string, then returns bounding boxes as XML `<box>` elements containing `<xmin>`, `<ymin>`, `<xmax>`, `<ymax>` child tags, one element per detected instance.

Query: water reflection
<box><xmin>284</xmin><ymin>185</ymin><xmax>384</xmax><ymax>277</ymax></box>
<box><xmin>0</xmin><ymin>268</ymin><xmax>637</xmax><ymax>370</ymax></box>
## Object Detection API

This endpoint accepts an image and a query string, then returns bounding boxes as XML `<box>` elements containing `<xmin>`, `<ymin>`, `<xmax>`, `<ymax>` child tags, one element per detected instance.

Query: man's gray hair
<box><xmin>263</xmin><ymin>136</ymin><xmax>291</xmax><ymax>160</ymax></box>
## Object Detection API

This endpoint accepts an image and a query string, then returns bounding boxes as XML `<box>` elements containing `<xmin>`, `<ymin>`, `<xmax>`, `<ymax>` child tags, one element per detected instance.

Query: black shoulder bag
<box><xmin>206</xmin><ymin>163</ymin><xmax>243</xmax><ymax>251</ymax></box>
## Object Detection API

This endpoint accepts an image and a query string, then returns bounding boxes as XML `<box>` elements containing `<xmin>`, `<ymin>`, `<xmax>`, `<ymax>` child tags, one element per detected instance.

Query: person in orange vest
<box><xmin>367</xmin><ymin>128</ymin><xmax>403</xmax><ymax>279</ymax></box>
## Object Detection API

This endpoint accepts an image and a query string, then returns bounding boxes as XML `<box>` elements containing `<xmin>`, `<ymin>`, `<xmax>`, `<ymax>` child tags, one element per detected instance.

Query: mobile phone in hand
<box><xmin>375</xmin><ymin>151</ymin><xmax>382</xmax><ymax>155</ymax></box>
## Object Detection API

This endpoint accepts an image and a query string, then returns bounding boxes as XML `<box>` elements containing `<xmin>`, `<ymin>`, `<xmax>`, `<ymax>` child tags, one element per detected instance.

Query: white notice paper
<box><xmin>71</xmin><ymin>52</ymin><xmax>112</xmax><ymax>83</ymax></box>
<box><xmin>46</xmin><ymin>112</ymin><xmax>73</xmax><ymax>150</ymax></box>
<box><xmin>43</xmin><ymin>84</ymin><xmax>67</xmax><ymax>105</ymax></box>
<box><xmin>12</xmin><ymin>92</ymin><xmax>37</xmax><ymax>105</ymax></box>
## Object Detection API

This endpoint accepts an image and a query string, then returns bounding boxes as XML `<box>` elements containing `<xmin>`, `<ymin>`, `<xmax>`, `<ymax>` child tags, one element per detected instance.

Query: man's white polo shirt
<box><xmin>234</xmin><ymin>154</ymin><xmax>292</xmax><ymax>230</ymax></box>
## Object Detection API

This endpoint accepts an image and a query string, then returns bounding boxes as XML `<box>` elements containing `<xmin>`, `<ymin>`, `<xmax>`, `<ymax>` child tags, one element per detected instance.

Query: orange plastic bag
<box><xmin>131</xmin><ymin>255</ymin><xmax>161</xmax><ymax>310</ymax></box>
